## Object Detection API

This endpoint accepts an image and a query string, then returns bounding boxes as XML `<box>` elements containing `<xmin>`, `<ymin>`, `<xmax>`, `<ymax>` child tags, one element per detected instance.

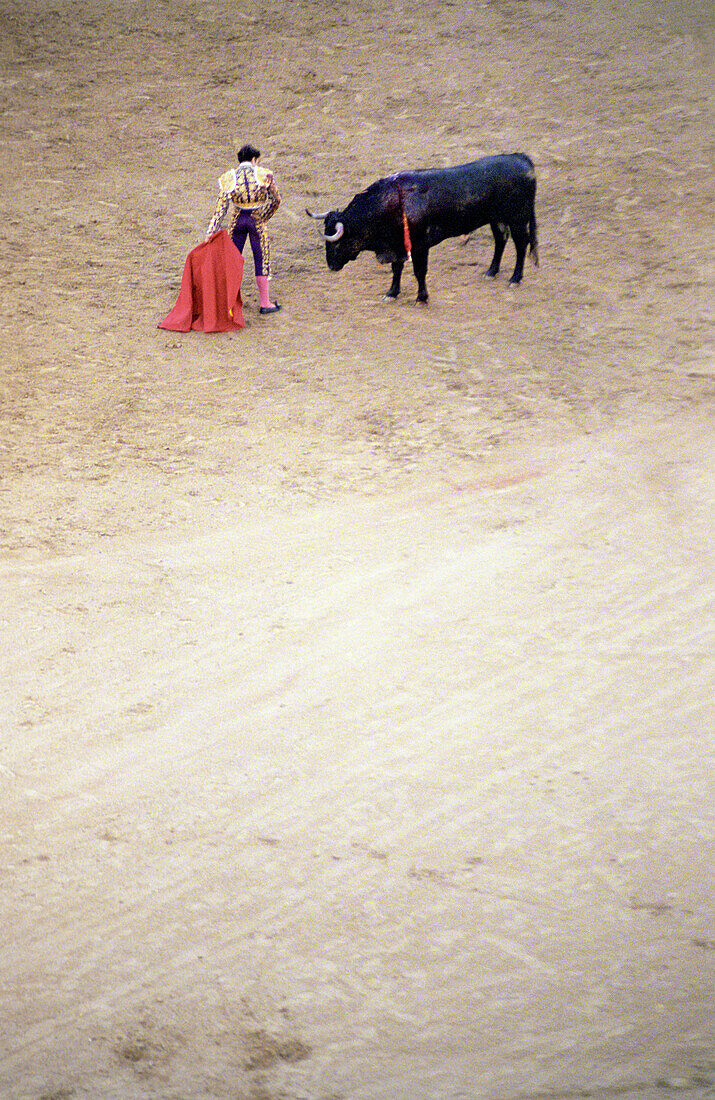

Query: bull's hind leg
<box><xmin>509</xmin><ymin>223</ymin><xmax>529</xmax><ymax>285</ymax></box>
<box><xmin>486</xmin><ymin>221</ymin><xmax>509</xmax><ymax>278</ymax></box>
<box><xmin>383</xmin><ymin>261</ymin><xmax>404</xmax><ymax>300</ymax></box>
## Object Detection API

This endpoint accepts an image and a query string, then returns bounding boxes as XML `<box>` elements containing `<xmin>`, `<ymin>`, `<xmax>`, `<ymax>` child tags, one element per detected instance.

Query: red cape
<box><xmin>159</xmin><ymin>230</ymin><xmax>245</xmax><ymax>332</ymax></box>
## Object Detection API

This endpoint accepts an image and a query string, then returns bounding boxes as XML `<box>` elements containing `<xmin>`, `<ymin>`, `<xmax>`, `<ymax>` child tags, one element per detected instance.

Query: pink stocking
<box><xmin>256</xmin><ymin>276</ymin><xmax>273</xmax><ymax>308</ymax></box>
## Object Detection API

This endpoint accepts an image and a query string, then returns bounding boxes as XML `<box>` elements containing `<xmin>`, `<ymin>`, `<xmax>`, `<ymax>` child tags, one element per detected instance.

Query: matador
<box><xmin>206</xmin><ymin>142</ymin><xmax>281</xmax><ymax>314</ymax></box>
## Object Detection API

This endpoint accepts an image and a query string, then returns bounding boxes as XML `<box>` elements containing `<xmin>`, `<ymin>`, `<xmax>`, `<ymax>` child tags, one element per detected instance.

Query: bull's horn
<box><xmin>323</xmin><ymin>222</ymin><xmax>344</xmax><ymax>242</ymax></box>
<box><xmin>306</xmin><ymin>208</ymin><xmax>329</xmax><ymax>219</ymax></box>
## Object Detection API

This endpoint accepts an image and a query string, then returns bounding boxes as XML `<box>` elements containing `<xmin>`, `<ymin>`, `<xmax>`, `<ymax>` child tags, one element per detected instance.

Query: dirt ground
<box><xmin>1</xmin><ymin>0</ymin><xmax>714</xmax><ymax>1097</ymax></box>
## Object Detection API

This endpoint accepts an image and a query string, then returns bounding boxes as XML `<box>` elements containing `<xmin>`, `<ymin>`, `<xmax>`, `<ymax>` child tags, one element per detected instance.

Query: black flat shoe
<box><xmin>259</xmin><ymin>303</ymin><xmax>281</xmax><ymax>314</ymax></box>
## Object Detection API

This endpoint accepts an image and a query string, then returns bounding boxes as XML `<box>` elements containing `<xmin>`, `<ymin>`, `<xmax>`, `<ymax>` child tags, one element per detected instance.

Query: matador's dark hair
<box><xmin>237</xmin><ymin>143</ymin><xmax>261</xmax><ymax>163</ymax></box>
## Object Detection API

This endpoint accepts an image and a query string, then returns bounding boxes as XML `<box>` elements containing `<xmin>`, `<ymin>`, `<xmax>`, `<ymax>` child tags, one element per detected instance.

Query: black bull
<box><xmin>307</xmin><ymin>153</ymin><xmax>539</xmax><ymax>302</ymax></box>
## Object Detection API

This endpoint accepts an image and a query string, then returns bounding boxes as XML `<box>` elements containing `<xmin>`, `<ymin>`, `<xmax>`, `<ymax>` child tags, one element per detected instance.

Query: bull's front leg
<box><xmin>383</xmin><ymin>261</ymin><xmax>404</xmax><ymax>300</ymax></box>
<box><xmin>411</xmin><ymin>248</ymin><xmax>429</xmax><ymax>303</ymax></box>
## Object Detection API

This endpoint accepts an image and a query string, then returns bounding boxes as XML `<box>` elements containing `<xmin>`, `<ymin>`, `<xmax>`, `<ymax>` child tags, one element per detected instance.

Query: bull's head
<box><xmin>306</xmin><ymin>208</ymin><xmax>355</xmax><ymax>271</ymax></box>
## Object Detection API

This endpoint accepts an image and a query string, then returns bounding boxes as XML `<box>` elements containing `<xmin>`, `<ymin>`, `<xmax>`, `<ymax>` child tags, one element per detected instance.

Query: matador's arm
<box><xmin>206</xmin><ymin>190</ymin><xmax>231</xmax><ymax>239</ymax></box>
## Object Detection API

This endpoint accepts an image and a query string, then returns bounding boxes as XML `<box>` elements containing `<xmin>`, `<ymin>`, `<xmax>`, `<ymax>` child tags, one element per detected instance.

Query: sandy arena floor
<box><xmin>1</xmin><ymin>0</ymin><xmax>713</xmax><ymax>1096</ymax></box>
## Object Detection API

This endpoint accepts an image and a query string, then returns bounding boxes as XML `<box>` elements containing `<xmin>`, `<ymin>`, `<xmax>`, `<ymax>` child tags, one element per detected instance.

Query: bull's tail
<box><xmin>529</xmin><ymin>208</ymin><xmax>539</xmax><ymax>267</ymax></box>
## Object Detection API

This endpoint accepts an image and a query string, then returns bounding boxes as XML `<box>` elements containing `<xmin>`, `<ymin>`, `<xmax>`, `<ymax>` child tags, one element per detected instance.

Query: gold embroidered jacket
<box><xmin>206</xmin><ymin>163</ymin><xmax>281</xmax><ymax>239</ymax></box>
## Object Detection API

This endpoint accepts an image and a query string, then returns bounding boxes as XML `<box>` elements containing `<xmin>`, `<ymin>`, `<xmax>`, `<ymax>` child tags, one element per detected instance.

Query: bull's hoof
<box><xmin>416</xmin><ymin>296</ymin><xmax>429</xmax><ymax>305</ymax></box>
<box><xmin>508</xmin><ymin>275</ymin><xmax>523</xmax><ymax>286</ymax></box>
<box><xmin>484</xmin><ymin>269</ymin><xmax>498</xmax><ymax>279</ymax></box>
<box><xmin>382</xmin><ymin>292</ymin><xmax>399</xmax><ymax>301</ymax></box>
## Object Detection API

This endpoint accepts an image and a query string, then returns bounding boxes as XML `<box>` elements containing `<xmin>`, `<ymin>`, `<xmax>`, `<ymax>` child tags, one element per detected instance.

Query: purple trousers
<box><xmin>231</xmin><ymin>209</ymin><xmax>270</xmax><ymax>277</ymax></box>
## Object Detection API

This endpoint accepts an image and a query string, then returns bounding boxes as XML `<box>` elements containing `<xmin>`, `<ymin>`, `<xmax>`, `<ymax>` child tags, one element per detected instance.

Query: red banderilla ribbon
<box><xmin>396</xmin><ymin>181</ymin><xmax>412</xmax><ymax>260</ymax></box>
